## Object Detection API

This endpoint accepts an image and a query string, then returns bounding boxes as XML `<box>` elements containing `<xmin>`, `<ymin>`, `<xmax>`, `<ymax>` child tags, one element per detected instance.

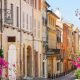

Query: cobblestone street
<box><xmin>22</xmin><ymin>71</ymin><xmax>75</xmax><ymax>80</ymax></box>
<box><xmin>54</xmin><ymin>71</ymin><xmax>75</xmax><ymax>80</ymax></box>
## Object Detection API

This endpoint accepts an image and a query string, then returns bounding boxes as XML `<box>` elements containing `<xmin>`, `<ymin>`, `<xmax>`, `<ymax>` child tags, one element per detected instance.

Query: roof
<box><xmin>56</xmin><ymin>25</ymin><xmax>63</xmax><ymax>30</ymax></box>
<box><xmin>47</xmin><ymin>10</ymin><xmax>60</xmax><ymax>19</ymax></box>
<box><xmin>45</xmin><ymin>1</ymin><xmax>50</xmax><ymax>7</ymax></box>
<box><xmin>63</xmin><ymin>23</ymin><xmax>69</xmax><ymax>28</ymax></box>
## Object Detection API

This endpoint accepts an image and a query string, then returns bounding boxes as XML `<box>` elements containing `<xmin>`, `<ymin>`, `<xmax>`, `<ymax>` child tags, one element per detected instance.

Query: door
<box><xmin>34</xmin><ymin>52</ymin><xmax>38</xmax><ymax>77</ymax></box>
<box><xmin>8</xmin><ymin>44</ymin><xmax>16</xmax><ymax>80</ymax></box>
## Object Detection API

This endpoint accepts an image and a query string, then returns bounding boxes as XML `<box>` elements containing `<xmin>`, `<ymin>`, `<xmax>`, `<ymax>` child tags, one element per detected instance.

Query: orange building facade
<box><xmin>63</xmin><ymin>23</ymin><xmax>73</xmax><ymax>73</ymax></box>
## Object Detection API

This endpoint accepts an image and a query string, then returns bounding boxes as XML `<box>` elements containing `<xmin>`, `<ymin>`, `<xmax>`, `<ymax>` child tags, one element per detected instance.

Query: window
<box><xmin>57</xmin><ymin>30</ymin><xmax>61</xmax><ymax>43</ymax></box>
<box><xmin>4</xmin><ymin>0</ymin><xmax>7</xmax><ymax>23</ymax></box>
<box><xmin>8</xmin><ymin>36</ymin><xmax>16</xmax><ymax>42</ymax></box>
<box><xmin>26</xmin><ymin>14</ymin><xmax>28</xmax><ymax>29</ymax></box>
<box><xmin>30</xmin><ymin>0</ymin><xmax>33</xmax><ymax>6</ymax></box>
<box><xmin>23</xmin><ymin>47</ymin><xmax>25</xmax><ymax>75</ymax></box>
<box><xmin>31</xmin><ymin>0</ymin><xmax>34</xmax><ymax>7</ymax></box>
<box><xmin>38</xmin><ymin>0</ymin><xmax>41</xmax><ymax>10</ymax></box>
<box><xmin>38</xmin><ymin>21</ymin><xmax>40</xmax><ymax>37</ymax></box>
<box><xmin>49</xmin><ymin>17</ymin><xmax>51</xmax><ymax>25</ymax></box>
<box><xmin>34</xmin><ymin>19</ymin><xmax>36</xmax><ymax>36</ymax></box>
<box><xmin>57</xmin><ymin>62</ymin><xmax>60</xmax><ymax>71</ymax></box>
<box><xmin>49</xmin><ymin>16</ymin><xmax>50</xmax><ymax>25</ymax></box>
<box><xmin>30</xmin><ymin>16</ymin><xmax>32</xmax><ymax>32</ymax></box>
<box><xmin>24</xmin><ymin>0</ymin><xmax>29</xmax><ymax>3</ymax></box>
<box><xmin>11</xmin><ymin>4</ymin><xmax>13</xmax><ymax>25</ymax></box>
<box><xmin>16</xmin><ymin>7</ymin><xmax>19</xmax><ymax>27</ymax></box>
<box><xmin>53</xmin><ymin>19</ymin><xmax>54</xmax><ymax>26</ymax></box>
<box><xmin>23</xmin><ymin>12</ymin><xmax>25</xmax><ymax>28</ymax></box>
<box><xmin>51</xmin><ymin>18</ymin><xmax>52</xmax><ymax>25</ymax></box>
<box><xmin>0</xmin><ymin>0</ymin><xmax>1</xmax><ymax>9</ymax></box>
<box><xmin>42</xmin><ymin>17</ymin><xmax>44</xmax><ymax>26</ymax></box>
<box><xmin>34</xmin><ymin>0</ymin><xmax>37</xmax><ymax>9</ymax></box>
<box><xmin>24</xmin><ymin>0</ymin><xmax>26</xmax><ymax>1</ymax></box>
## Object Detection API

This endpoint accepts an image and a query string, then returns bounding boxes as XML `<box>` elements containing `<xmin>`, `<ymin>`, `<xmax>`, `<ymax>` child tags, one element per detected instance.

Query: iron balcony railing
<box><xmin>47</xmin><ymin>48</ymin><xmax>60</xmax><ymax>55</ymax></box>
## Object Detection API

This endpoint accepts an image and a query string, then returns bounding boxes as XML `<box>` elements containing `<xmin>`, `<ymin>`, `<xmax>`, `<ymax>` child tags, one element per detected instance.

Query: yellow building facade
<box><xmin>47</xmin><ymin>10</ymin><xmax>60</xmax><ymax>78</ymax></box>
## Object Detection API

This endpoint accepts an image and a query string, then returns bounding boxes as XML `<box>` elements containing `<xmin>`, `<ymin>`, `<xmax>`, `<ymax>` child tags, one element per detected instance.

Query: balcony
<box><xmin>46</xmin><ymin>48</ymin><xmax>60</xmax><ymax>56</ymax></box>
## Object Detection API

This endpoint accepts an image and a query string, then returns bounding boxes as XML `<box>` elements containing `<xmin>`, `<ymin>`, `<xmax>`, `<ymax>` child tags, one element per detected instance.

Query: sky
<box><xmin>47</xmin><ymin>0</ymin><xmax>80</xmax><ymax>29</ymax></box>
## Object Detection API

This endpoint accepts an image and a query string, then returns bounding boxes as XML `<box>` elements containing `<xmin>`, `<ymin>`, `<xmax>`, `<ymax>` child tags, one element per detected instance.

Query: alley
<box><xmin>0</xmin><ymin>0</ymin><xmax>80</xmax><ymax>80</ymax></box>
<box><xmin>54</xmin><ymin>71</ymin><xmax>75</xmax><ymax>80</ymax></box>
<box><xmin>23</xmin><ymin>71</ymin><xmax>75</xmax><ymax>80</ymax></box>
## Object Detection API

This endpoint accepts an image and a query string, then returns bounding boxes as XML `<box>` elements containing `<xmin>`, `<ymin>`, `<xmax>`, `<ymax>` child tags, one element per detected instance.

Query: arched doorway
<box><xmin>34</xmin><ymin>51</ymin><xmax>38</xmax><ymax>77</ymax></box>
<box><xmin>8</xmin><ymin>44</ymin><xmax>16</xmax><ymax>80</ymax></box>
<box><xmin>27</xmin><ymin>46</ymin><xmax>32</xmax><ymax>77</ymax></box>
<box><xmin>23</xmin><ymin>47</ymin><xmax>25</xmax><ymax>76</ymax></box>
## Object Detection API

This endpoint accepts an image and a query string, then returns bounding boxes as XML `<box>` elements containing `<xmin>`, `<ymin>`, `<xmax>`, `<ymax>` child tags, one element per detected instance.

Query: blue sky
<box><xmin>47</xmin><ymin>0</ymin><xmax>80</xmax><ymax>28</ymax></box>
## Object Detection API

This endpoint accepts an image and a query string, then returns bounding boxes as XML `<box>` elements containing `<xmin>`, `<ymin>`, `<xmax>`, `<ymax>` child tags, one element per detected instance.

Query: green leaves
<box><xmin>0</xmin><ymin>49</ymin><xmax>3</xmax><ymax>58</ymax></box>
<box><xmin>75</xmin><ymin>69</ymin><xmax>80</xmax><ymax>79</ymax></box>
<box><xmin>76</xmin><ymin>51</ymin><xmax>80</xmax><ymax>56</ymax></box>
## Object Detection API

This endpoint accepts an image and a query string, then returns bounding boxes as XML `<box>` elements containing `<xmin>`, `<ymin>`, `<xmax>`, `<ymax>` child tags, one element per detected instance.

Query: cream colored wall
<box><xmin>2</xmin><ymin>27</ymin><xmax>33</xmax><ymax>77</ymax></box>
<box><xmin>7</xmin><ymin>0</ymin><xmax>33</xmax><ymax>32</ymax></box>
<box><xmin>1</xmin><ymin>0</ymin><xmax>43</xmax><ymax>78</ymax></box>
<box><xmin>2</xmin><ymin>0</ymin><xmax>34</xmax><ymax>78</ymax></box>
<box><xmin>33</xmin><ymin>8</ymin><xmax>43</xmax><ymax>77</ymax></box>
<box><xmin>48</xmin><ymin>31</ymin><xmax>56</xmax><ymax>49</ymax></box>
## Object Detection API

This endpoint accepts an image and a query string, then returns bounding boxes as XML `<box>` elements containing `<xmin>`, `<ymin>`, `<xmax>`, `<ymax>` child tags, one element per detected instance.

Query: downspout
<box><xmin>20</xmin><ymin>0</ymin><xmax>22</xmax><ymax>77</ymax></box>
<box><xmin>46</xmin><ymin>9</ymin><xmax>48</xmax><ymax>78</ymax></box>
<box><xmin>1</xmin><ymin>0</ymin><xmax>2</xmax><ymax>49</ymax></box>
<box><xmin>32</xmin><ymin>3</ymin><xmax>34</xmax><ymax>77</ymax></box>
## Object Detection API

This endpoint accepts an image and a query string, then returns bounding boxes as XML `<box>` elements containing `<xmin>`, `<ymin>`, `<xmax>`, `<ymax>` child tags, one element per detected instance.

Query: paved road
<box><xmin>54</xmin><ymin>71</ymin><xmax>75</xmax><ymax>80</ymax></box>
<box><xmin>22</xmin><ymin>71</ymin><xmax>75</xmax><ymax>80</ymax></box>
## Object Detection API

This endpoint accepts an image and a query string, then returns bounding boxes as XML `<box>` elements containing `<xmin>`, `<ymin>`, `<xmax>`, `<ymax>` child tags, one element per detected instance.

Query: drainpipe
<box><xmin>0</xmin><ymin>0</ymin><xmax>2</xmax><ymax>80</ymax></box>
<box><xmin>20</xmin><ymin>0</ymin><xmax>22</xmax><ymax>78</ymax></box>
<box><xmin>32</xmin><ymin>4</ymin><xmax>34</xmax><ymax>77</ymax></box>
<box><xmin>45</xmin><ymin>9</ymin><xmax>48</xmax><ymax>78</ymax></box>
<box><xmin>0</xmin><ymin>0</ymin><xmax>2</xmax><ymax>49</ymax></box>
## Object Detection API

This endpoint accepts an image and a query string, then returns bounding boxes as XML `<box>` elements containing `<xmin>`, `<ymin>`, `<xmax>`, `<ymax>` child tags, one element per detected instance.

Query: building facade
<box><xmin>56</xmin><ymin>20</ymin><xmax>64</xmax><ymax>74</ymax></box>
<box><xmin>0</xmin><ymin>0</ymin><xmax>42</xmax><ymax>79</ymax></box>
<box><xmin>33</xmin><ymin>0</ymin><xmax>42</xmax><ymax>78</ymax></box>
<box><xmin>1</xmin><ymin>0</ymin><xmax>34</xmax><ymax>79</ymax></box>
<box><xmin>41</xmin><ymin>0</ymin><xmax>50</xmax><ymax>78</ymax></box>
<box><xmin>79</xmin><ymin>31</ymin><xmax>80</xmax><ymax>52</ymax></box>
<box><xmin>73</xmin><ymin>27</ymin><xmax>79</xmax><ymax>53</ymax></box>
<box><xmin>63</xmin><ymin>23</ymin><xmax>73</xmax><ymax>74</ymax></box>
<box><xmin>47</xmin><ymin>10</ymin><xmax>60</xmax><ymax>78</ymax></box>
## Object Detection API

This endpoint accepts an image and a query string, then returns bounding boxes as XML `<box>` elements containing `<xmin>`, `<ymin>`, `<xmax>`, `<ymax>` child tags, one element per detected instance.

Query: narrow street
<box><xmin>54</xmin><ymin>71</ymin><xmax>75</xmax><ymax>80</ymax></box>
<box><xmin>1</xmin><ymin>0</ymin><xmax>80</xmax><ymax>80</ymax></box>
<box><xmin>24</xmin><ymin>71</ymin><xmax>75</xmax><ymax>80</ymax></box>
